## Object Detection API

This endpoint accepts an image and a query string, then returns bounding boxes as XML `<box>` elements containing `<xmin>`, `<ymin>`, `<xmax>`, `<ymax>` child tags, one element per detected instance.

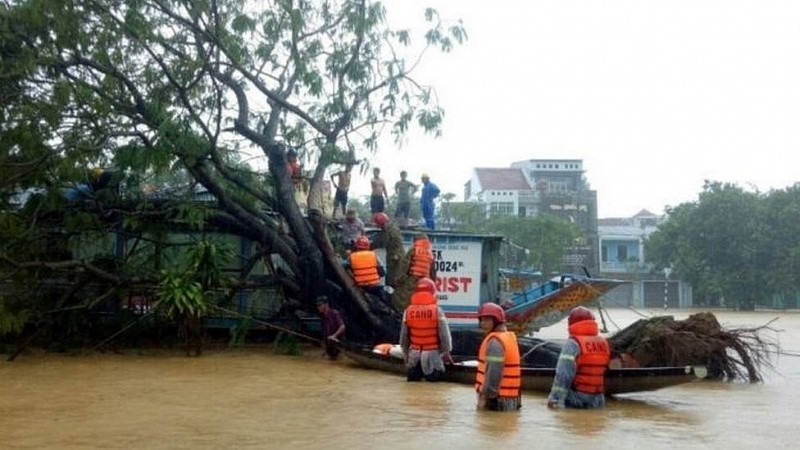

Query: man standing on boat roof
<box><xmin>419</xmin><ymin>173</ymin><xmax>440</xmax><ymax>230</ymax></box>
<box><xmin>400</xmin><ymin>278</ymin><xmax>454</xmax><ymax>382</ymax></box>
<box><xmin>547</xmin><ymin>306</ymin><xmax>611</xmax><ymax>409</ymax></box>
<box><xmin>475</xmin><ymin>303</ymin><xmax>522</xmax><ymax>411</ymax></box>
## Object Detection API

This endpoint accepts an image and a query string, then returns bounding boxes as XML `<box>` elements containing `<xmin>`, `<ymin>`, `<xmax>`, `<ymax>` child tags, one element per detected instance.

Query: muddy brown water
<box><xmin>1</xmin><ymin>309</ymin><xmax>798</xmax><ymax>449</ymax></box>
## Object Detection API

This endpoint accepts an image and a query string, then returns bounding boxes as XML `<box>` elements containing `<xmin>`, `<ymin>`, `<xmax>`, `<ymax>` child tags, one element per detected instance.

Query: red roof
<box><xmin>475</xmin><ymin>168</ymin><xmax>531</xmax><ymax>191</ymax></box>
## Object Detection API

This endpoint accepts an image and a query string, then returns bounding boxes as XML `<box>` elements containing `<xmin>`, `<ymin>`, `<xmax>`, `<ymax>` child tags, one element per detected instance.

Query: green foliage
<box><xmin>645</xmin><ymin>181</ymin><xmax>796</xmax><ymax>310</ymax></box>
<box><xmin>1</xmin><ymin>0</ymin><xmax>464</xmax><ymax>340</ymax></box>
<box><xmin>273</xmin><ymin>331</ymin><xmax>300</xmax><ymax>355</ymax></box>
<box><xmin>228</xmin><ymin>318</ymin><xmax>252</xmax><ymax>348</ymax></box>
<box><xmin>154</xmin><ymin>238</ymin><xmax>233</xmax><ymax>319</ymax></box>
<box><xmin>488</xmin><ymin>214</ymin><xmax>581</xmax><ymax>275</ymax></box>
<box><xmin>154</xmin><ymin>272</ymin><xmax>207</xmax><ymax>319</ymax></box>
<box><xmin>445</xmin><ymin>205</ymin><xmax>579</xmax><ymax>274</ymax></box>
<box><xmin>0</xmin><ymin>294</ymin><xmax>29</xmax><ymax>335</ymax></box>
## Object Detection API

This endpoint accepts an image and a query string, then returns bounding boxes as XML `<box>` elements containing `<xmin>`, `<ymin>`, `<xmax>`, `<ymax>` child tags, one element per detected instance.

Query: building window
<box><xmin>617</xmin><ymin>245</ymin><xmax>627</xmax><ymax>262</ymax></box>
<box><xmin>549</xmin><ymin>179</ymin><xmax>567</xmax><ymax>192</ymax></box>
<box><xmin>489</xmin><ymin>202</ymin><xmax>515</xmax><ymax>216</ymax></box>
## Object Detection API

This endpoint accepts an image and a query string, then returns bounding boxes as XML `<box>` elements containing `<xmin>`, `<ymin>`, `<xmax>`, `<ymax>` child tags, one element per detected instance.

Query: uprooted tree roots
<box><xmin>609</xmin><ymin>312</ymin><xmax>779</xmax><ymax>382</ymax></box>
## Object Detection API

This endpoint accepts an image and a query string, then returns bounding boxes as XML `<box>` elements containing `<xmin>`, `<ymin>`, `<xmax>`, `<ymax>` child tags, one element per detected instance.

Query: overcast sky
<box><xmin>342</xmin><ymin>0</ymin><xmax>800</xmax><ymax>218</ymax></box>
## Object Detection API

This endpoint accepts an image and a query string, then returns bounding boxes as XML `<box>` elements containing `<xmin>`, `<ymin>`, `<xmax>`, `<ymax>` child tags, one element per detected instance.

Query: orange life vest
<box><xmin>475</xmin><ymin>331</ymin><xmax>521</xmax><ymax>399</ymax></box>
<box><xmin>349</xmin><ymin>250</ymin><xmax>381</xmax><ymax>286</ymax></box>
<box><xmin>569</xmin><ymin>320</ymin><xmax>611</xmax><ymax>394</ymax></box>
<box><xmin>408</xmin><ymin>239</ymin><xmax>434</xmax><ymax>278</ymax></box>
<box><xmin>405</xmin><ymin>292</ymin><xmax>439</xmax><ymax>351</ymax></box>
<box><xmin>373</xmin><ymin>343</ymin><xmax>393</xmax><ymax>355</ymax></box>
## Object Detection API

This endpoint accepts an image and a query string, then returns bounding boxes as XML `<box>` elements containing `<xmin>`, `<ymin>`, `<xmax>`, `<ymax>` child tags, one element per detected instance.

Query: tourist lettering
<box><xmin>434</xmin><ymin>276</ymin><xmax>473</xmax><ymax>293</ymax></box>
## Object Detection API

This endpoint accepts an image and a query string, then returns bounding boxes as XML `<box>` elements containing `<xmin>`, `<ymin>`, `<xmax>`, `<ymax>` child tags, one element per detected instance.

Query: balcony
<box><xmin>599</xmin><ymin>261</ymin><xmax>652</xmax><ymax>274</ymax></box>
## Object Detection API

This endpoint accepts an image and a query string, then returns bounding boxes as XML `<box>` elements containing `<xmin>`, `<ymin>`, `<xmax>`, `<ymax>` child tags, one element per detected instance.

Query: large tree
<box><xmin>0</xmin><ymin>0</ymin><xmax>465</xmax><ymax>341</ymax></box>
<box><xmin>646</xmin><ymin>181</ymin><xmax>767</xmax><ymax>310</ymax></box>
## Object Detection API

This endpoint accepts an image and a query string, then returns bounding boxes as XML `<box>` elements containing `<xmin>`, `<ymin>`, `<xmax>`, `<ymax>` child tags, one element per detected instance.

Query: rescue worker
<box><xmin>339</xmin><ymin>208</ymin><xmax>365</xmax><ymax>252</ymax></box>
<box><xmin>372</xmin><ymin>212</ymin><xmax>405</xmax><ymax>288</ymax></box>
<box><xmin>475</xmin><ymin>302</ymin><xmax>521</xmax><ymax>411</ymax></box>
<box><xmin>547</xmin><ymin>306</ymin><xmax>611</xmax><ymax>409</ymax></box>
<box><xmin>347</xmin><ymin>235</ymin><xmax>386</xmax><ymax>298</ymax></box>
<box><xmin>407</xmin><ymin>233</ymin><xmax>435</xmax><ymax>280</ymax></box>
<box><xmin>399</xmin><ymin>278</ymin><xmax>453</xmax><ymax>382</ymax></box>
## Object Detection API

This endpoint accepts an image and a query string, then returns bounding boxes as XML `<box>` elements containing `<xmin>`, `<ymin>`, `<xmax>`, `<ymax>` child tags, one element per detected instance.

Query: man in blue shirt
<box><xmin>420</xmin><ymin>173</ymin><xmax>440</xmax><ymax>230</ymax></box>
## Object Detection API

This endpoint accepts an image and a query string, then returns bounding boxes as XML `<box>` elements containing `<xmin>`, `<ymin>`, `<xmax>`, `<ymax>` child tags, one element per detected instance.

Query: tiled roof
<box><xmin>475</xmin><ymin>168</ymin><xmax>531</xmax><ymax>191</ymax></box>
<box><xmin>633</xmin><ymin>208</ymin><xmax>658</xmax><ymax>218</ymax></box>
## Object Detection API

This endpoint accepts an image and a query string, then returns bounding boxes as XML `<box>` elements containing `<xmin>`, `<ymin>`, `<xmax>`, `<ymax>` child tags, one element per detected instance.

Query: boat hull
<box><xmin>443</xmin><ymin>277</ymin><xmax>625</xmax><ymax>334</ymax></box>
<box><xmin>340</xmin><ymin>343</ymin><xmax>703</xmax><ymax>395</ymax></box>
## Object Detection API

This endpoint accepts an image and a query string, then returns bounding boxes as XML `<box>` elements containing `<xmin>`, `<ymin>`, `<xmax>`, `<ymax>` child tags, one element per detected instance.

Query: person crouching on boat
<box><xmin>547</xmin><ymin>306</ymin><xmax>611</xmax><ymax>409</ymax></box>
<box><xmin>475</xmin><ymin>303</ymin><xmax>521</xmax><ymax>411</ymax></box>
<box><xmin>400</xmin><ymin>277</ymin><xmax>453</xmax><ymax>382</ymax></box>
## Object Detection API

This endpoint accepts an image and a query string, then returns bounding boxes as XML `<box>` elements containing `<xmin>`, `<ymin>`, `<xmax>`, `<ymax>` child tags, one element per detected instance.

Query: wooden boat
<box><xmin>339</xmin><ymin>342</ymin><xmax>705</xmax><ymax>395</ymax></box>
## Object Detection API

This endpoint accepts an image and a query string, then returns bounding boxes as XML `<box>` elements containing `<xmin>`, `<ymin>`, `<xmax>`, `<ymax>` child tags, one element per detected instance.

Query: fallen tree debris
<box><xmin>609</xmin><ymin>312</ymin><xmax>779</xmax><ymax>382</ymax></box>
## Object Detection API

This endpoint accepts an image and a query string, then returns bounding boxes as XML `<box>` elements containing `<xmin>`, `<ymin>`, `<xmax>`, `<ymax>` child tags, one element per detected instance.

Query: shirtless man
<box><xmin>370</xmin><ymin>167</ymin><xmax>389</xmax><ymax>214</ymax></box>
<box><xmin>330</xmin><ymin>163</ymin><xmax>353</xmax><ymax>218</ymax></box>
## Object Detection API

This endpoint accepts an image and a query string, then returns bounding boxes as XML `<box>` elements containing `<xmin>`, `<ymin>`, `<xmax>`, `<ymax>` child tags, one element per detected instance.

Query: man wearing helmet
<box><xmin>399</xmin><ymin>277</ymin><xmax>453</xmax><ymax>382</ymax></box>
<box><xmin>475</xmin><ymin>303</ymin><xmax>522</xmax><ymax>411</ymax></box>
<box><xmin>339</xmin><ymin>208</ymin><xmax>365</xmax><ymax>252</ymax></box>
<box><xmin>347</xmin><ymin>235</ymin><xmax>386</xmax><ymax>297</ymax></box>
<box><xmin>547</xmin><ymin>306</ymin><xmax>611</xmax><ymax>409</ymax></box>
<box><xmin>407</xmin><ymin>233</ymin><xmax>435</xmax><ymax>280</ymax></box>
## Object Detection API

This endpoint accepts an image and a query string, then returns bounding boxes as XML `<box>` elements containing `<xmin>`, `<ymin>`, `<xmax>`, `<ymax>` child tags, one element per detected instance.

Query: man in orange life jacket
<box><xmin>547</xmin><ymin>306</ymin><xmax>611</xmax><ymax>409</ymax></box>
<box><xmin>399</xmin><ymin>278</ymin><xmax>453</xmax><ymax>382</ymax></box>
<box><xmin>347</xmin><ymin>235</ymin><xmax>386</xmax><ymax>298</ymax></box>
<box><xmin>406</xmin><ymin>233</ymin><xmax>436</xmax><ymax>281</ymax></box>
<box><xmin>475</xmin><ymin>303</ymin><xmax>522</xmax><ymax>411</ymax></box>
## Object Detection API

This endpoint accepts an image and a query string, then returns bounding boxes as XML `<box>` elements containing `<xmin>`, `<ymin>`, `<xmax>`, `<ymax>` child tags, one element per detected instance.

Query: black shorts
<box><xmin>334</xmin><ymin>189</ymin><xmax>348</xmax><ymax>206</ymax></box>
<box><xmin>370</xmin><ymin>195</ymin><xmax>385</xmax><ymax>213</ymax></box>
<box><xmin>395</xmin><ymin>201</ymin><xmax>410</xmax><ymax>218</ymax></box>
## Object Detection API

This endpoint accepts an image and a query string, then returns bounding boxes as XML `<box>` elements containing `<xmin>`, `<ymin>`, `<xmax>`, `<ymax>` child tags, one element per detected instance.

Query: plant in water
<box><xmin>154</xmin><ymin>239</ymin><xmax>232</xmax><ymax>356</ymax></box>
<box><xmin>273</xmin><ymin>332</ymin><xmax>300</xmax><ymax>356</ymax></box>
<box><xmin>229</xmin><ymin>319</ymin><xmax>252</xmax><ymax>348</ymax></box>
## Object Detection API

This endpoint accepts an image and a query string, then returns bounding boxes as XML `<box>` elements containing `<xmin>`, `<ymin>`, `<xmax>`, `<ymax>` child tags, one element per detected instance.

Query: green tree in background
<box><xmin>487</xmin><ymin>214</ymin><xmax>580</xmax><ymax>276</ymax></box>
<box><xmin>646</xmin><ymin>181</ymin><xmax>767</xmax><ymax>310</ymax></box>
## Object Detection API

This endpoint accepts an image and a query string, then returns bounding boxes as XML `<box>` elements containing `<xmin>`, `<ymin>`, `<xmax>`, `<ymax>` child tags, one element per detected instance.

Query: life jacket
<box><xmin>373</xmin><ymin>343</ymin><xmax>393</xmax><ymax>356</ymax></box>
<box><xmin>569</xmin><ymin>320</ymin><xmax>611</xmax><ymax>394</ymax></box>
<box><xmin>405</xmin><ymin>292</ymin><xmax>439</xmax><ymax>351</ymax></box>
<box><xmin>475</xmin><ymin>331</ymin><xmax>521</xmax><ymax>399</ymax></box>
<box><xmin>408</xmin><ymin>239</ymin><xmax>434</xmax><ymax>278</ymax></box>
<box><xmin>349</xmin><ymin>250</ymin><xmax>381</xmax><ymax>286</ymax></box>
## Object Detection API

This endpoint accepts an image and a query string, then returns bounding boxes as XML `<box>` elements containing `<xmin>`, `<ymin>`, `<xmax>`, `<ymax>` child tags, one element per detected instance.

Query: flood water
<box><xmin>1</xmin><ymin>309</ymin><xmax>798</xmax><ymax>449</ymax></box>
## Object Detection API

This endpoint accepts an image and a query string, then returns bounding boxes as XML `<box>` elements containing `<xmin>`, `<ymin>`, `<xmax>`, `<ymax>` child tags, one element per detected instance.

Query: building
<box><xmin>597</xmin><ymin>209</ymin><xmax>692</xmax><ymax>308</ymax></box>
<box><xmin>463</xmin><ymin>167</ymin><xmax>533</xmax><ymax>217</ymax></box>
<box><xmin>463</xmin><ymin>159</ymin><xmax>599</xmax><ymax>274</ymax></box>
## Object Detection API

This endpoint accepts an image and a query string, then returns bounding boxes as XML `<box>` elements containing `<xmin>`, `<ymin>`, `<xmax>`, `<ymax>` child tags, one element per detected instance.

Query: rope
<box><xmin>92</xmin><ymin>312</ymin><xmax>154</xmax><ymax>351</ymax></box>
<box><xmin>521</xmin><ymin>341</ymin><xmax>550</xmax><ymax>359</ymax></box>
<box><xmin>213</xmin><ymin>306</ymin><xmax>321</xmax><ymax>344</ymax></box>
